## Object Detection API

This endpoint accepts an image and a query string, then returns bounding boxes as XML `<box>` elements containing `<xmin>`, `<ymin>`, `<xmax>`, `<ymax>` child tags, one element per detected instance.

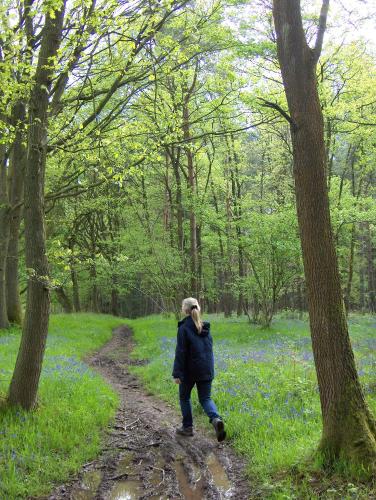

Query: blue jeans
<box><xmin>179</xmin><ymin>379</ymin><xmax>220</xmax><ymax>428</ymax></box>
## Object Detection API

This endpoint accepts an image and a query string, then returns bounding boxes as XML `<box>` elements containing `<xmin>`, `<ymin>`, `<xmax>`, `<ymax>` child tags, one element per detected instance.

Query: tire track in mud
<box><xmin>43</xmin><ymin>325</ymin><xmax>251</xmax><ymax>500</ymax></box>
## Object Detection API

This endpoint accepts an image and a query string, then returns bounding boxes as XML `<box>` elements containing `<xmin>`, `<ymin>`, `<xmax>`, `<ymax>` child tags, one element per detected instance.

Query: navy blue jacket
<box><xmin>172</xmin><ymin>316</ymin><xmax>214</xmax><ymax>382</ymax></box>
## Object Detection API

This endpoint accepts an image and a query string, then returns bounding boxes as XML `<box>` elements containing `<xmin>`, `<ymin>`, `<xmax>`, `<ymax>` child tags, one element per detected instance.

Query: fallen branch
<box><xmin>151</xmin><ymin>465</ymin><xmax>165</xmax><ymax>487</ymax></box>
<box><xmin>125</xmin><ymin>418</ymin><xmax>140</xmax><ymax>430</ymax></box>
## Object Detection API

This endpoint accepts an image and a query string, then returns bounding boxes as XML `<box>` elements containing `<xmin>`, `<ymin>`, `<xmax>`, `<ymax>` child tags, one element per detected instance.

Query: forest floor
<box><xmin>45</xmin><ymin>325</ymin><xmax>251</xmax><ymax>500</ymax></box>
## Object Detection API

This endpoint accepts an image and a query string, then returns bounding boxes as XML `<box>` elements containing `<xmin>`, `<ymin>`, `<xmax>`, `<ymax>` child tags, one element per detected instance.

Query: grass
<box><xmin>0</xmin><ymin>313</ymin><xmax>124</xmax><ymax>499</ymax></box>
<box><xmin>127</xmin><ymin>312</ymin><xmax>376</xmax><ymax>499</ymax></box>
<box><xmin>1</xmin><ymin>312</ymin><xmax>375</xmax><ymax>499</ymax></box>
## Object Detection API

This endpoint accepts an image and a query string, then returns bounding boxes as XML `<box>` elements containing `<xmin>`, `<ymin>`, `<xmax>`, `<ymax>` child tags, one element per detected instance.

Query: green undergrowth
<box><xmin>0</xmin><ymin>313</ymin><xmax>123</xmax><ymax>499</ymax></box>
<box><xmin>127</xmin><ymin>313</ymin><xmax>376</xmax><ymax>499</ymax></box>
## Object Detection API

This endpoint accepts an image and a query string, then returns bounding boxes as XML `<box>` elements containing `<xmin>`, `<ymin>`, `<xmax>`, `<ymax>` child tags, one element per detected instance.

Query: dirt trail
<box><xmin>44</xmin><ymin>325</ymin><xmax>250</xmax><ymax>500</ymax></box>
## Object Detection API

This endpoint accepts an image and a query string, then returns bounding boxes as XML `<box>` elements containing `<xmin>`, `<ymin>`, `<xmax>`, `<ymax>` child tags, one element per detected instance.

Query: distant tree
<box><xmin>243</xmin><ymin>207</ymin><xmax>301</xmax><ymax>327</ymax></box>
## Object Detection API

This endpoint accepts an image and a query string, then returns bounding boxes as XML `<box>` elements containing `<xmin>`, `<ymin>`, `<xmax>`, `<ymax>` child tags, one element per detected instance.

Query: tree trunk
<box><xmin>211</xmin><ymin>182</ymin><xmax>232</xmax><ymax>316</ymax></box>
<box><xmin>8</xmin><ymin>3</ymin><xmax>66</xmax><ymax>410</ymax></box>
<box><xmin>364</xmin><ymin>222</ymin><xmax>376</xmax><ymax>313</ymax></box>
<box><xmin>70</xmin><ymin>265</ymin><xmax>81</xmax><ymax>312</ymax></box>
<box><xmin>216</xmin><ymin>239</ymin><xmax>227</xmax><ymax>315</ymax></box>
<box><xmin>196</xmin><ymin>224</ymin><xmax>203</xmax><ymax>301</ymax></box>
<box><xmin>227</xmin><ymin>134</ymin><xmax>245</xmax><ymax>316</ymax></box>
<box><xmin>0</xmin><ymin>143</ymin><xmax>10</xmax><ymax>328</ymax></box>
<box><xmin>55</xmin><ymin>286</ymin><xmax>73</xmax><ymax>313</ymax></box>
<box><xmin>260</xmin><ymin>298</ymin><xmax>273</xmax><ymax>328</ymax></box>
<box><xmin>252</xmin><ymin>293</ymin><xmax>260</xmax><ymax>324</ymax></box>
<box><xmin>344</xmin><ymin>223</ymin><xmax>356</xmax><ymax>313</ymax></box>
<box><xmin>111</xmin><ymin>287</ymin><xmax>119</xmax><ymax>316</ymax></box>
<box><xmin>90</xmin><ymin>262</ymin><xmax>99</xmax><ymax>313</ymax></box>
<box><xmin>168</xmin><ymin>147</ymin><xmax>184</xmax><ymax>253</ymax></box>
<box><xmin>359</xmin><ymin>261</ymin><xmax>366</xmax><ymax>312</ymax></box>
<box><xmin>272</xmin><ymin>0</ymin><xmax>376</xmax><ymax>465</ymax></box>
<box><xmin>6</xmin><ymin>100</ymin><xmax>27</xmax><ymax>325</ymax></box>
<box><xmin>68</xmin><ymin>240</ymin><xmax>81</xmax><ymax>312</ymax></box>
<box><xmin>233</xmin><ymin>172</ymin><xmax>245</xmax><ymax>316</ymax></box>
<box><xmin>296</xmin><ymin>280</ymin><xmax>304</xmax><ymax>319</ymax></box>
<box><xmin>183</xmin><ymin>102</ymin><xmax>198</xmax><ymax>297</ymax></box>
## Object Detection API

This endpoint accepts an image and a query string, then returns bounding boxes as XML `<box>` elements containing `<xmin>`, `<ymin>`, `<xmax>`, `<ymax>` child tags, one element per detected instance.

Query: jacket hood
<box><xmin>178</xmin><ymin>316</ymin><xmax>210</xmax><ymax>336</ymax></box>
<box><xmin>201</xmin><ymin>320</ymin><xmax>210</xmax><ymax>336</ymax></box>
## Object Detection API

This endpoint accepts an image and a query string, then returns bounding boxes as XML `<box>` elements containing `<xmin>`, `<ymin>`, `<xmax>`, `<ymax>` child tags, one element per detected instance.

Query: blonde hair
<box><xmin>182</xmin><ymin>297</ymin><xmax>203</xmax><ymax>333</ymax></box>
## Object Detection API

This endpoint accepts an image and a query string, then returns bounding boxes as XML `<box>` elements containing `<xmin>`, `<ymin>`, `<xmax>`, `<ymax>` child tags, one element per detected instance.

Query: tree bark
<box><xmin>55</xmin><ymin>286</ymin><xmax>73</xmax><ymax>313</ymax></box>
<box><xmin>6</xmin><ymin>100</ymin><xmax>27</xmax><ymax>325</ymax></box>
<box><xmin>296</xmin><ymin>279</ymin><xmax>304</xmax><ymax>319</ymax></box>
<box><xmin>70</xmin><ymin>264</ymin><xmax>81</xmax><ymax>312</ymax></box>
<box><xmin>90</xmin><ymin>262</ymin><xmax>99</xmax><ymax>313</ymax></box>
<box><xmin>8</xmin><ymin>2</ymin><xmax>66</xmax><ymax>410</ymax></box>
<box><xmin>111</xmin><ymin>286</ymin><xmax>119</xmax><ymax>316</ymax></box>
<box><xmin>227</xmin><ymin>134</ymin><xmax>246</xmax><ymax>316</ymax></box>
<box><xmin>252</xmin><ymin>293</ymin><xmax>260</xmax><ymax>324</ymax></box>
<box><xmin>272</xmin><ymin>0</ymin><xmax>376</xmax><ymax>466</ymax></box>
<box><xmin>183</xmin><ymin>101</ymin><xmax>198</xmax><ymax>297</ymax></box>
<box><xmin>0</xmin><ymin>143</ymin><xmax>10</xmax><ymax>328</ymax></box>
<box><xmin>344</xmin><ymin>223</ymin><xmax>356</xmax><ymax>313</ymax></box>
<box><xmin>196</xmin><ymin>223</ymin><xmax>203</xmax><ymax>301</ymax></box>
<box><xmin>343</xmin><ymin>150</ymin><xmax>360</xmax><ymax>313</ymax></box>
<box><xmin>364</xmin><ymin>222</ymin><xmax>376</xmax><ymax>313</ymax></box>
<box><xmin>169</xmin><ymin>147</ymin><xmax>184</xmax><ymax>253</ymax></box>
<box><xmin>223</xmin><ymin>191</ymin><xmax>234</xmax><ymax>317</ymax></box>
<box><xmin>359</xmin><ymin>260</ymin><xmax>366</xmax><ymax>312</ymax></box>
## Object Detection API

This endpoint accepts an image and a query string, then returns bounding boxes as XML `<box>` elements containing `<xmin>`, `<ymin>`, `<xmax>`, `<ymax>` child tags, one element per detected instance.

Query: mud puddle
<box><xmin>44</xmin><ymin>325</ymin><xmax>250</xmax><ymax>500</ymax></box>
<box><xmin>114</xmin><ymin>452</ymin><xmax>134</xmax><ymax>476</ymax></box>
<box><xmin>69</xmin><ymin>470</ymin><xmax>103</xmax><ymax>499</ymax></box>
<box><xmin>108</xmin><ymin>480</ymin><xmax>141</xmax><ymax>500</ymax></box>
<box><xmin>175</xmin><ymin>461</ymin><xmax>205</xmax><ymax>500</ymax></box>
<box><xmin>206</xmin><ymin>453</ymin><xmax>233</xmax><ymax>498</ymax></box>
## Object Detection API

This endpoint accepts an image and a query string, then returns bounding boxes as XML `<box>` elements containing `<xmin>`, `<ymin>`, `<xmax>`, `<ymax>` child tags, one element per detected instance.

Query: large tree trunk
<box><xmin>8</xmin><ymin>3</ymin><xmax>66</xmax><ymax>410</ymax></box>
<box><xmin>6</xmin><ymin>101</ymin><xmax>27</xmax><ymax>325</ymax></box>
<box><xmin>272</xmin><ymin>0</ymin><xmax>376</xmax><ymax>465</ymax></box>
<box><xmin>0</xmin><ymin>143</ymin><xmax>10</xmax><ymax>329</ymax></box>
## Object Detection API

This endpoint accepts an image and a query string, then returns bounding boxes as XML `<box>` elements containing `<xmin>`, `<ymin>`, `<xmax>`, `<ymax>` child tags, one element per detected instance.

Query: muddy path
<box><xmin>44</xmin><ymin>325</ymin><xmax>251</xmax><ymax>500</ymax></box>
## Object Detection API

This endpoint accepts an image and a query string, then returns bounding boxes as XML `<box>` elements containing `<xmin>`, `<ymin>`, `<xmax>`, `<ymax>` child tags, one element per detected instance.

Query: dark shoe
<box><xmin>212</xmin><ymin>418</ymin><xmax>226</xmax><ymax>442</ymax></box>
<box><xmin>176</xmin><ymin>426</ymin><xmax>193</xmax><ymax>437</ymax></box>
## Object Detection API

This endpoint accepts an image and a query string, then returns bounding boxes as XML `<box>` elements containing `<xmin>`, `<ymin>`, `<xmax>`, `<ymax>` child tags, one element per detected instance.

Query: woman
<box><xmin>172</xmin><ymin>297</ymin><xmax>226</xmax><ymax>442</ymax></box>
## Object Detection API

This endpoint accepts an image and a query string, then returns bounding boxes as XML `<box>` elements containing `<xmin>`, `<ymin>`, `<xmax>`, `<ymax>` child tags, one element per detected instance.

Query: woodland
<box><xmin>0</xmin><ymin>0</ymin><xmax>376</xmax><ymax>498</ymax></box>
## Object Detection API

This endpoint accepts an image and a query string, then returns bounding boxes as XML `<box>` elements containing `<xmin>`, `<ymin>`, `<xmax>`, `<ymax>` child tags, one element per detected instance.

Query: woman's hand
<box><xmin>174</xmin><ymin>378</ymin><xmax>182</xmax><ymax>384</ymax></box>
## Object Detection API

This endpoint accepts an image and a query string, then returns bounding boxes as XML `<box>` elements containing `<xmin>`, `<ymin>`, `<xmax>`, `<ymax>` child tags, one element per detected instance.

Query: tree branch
<box><xmin>313</xmin><ymin>0</ymin><xmax>330</xmax><ymax>62</ymax></box>
<box><xmin>165</xmin><ymin>118</ymin><xmax>276</xmax><ymax>147</ymax></box>
<box><xmin>258</xmin><ymin>97</ymin><xmax>297</xmax><ymax>131</ymax></box>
